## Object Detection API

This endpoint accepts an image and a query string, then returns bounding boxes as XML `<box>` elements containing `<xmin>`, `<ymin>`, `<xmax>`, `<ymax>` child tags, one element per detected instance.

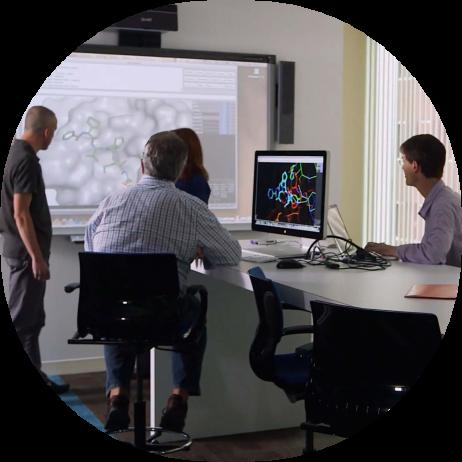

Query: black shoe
<box><xmin>43</xmin><ymin>375</ymin><xmax>70</xmax><ymax>394</ymax></box>
<box><xmin>105</xmin><ymin>395</ymin><xmax>130</xmax><ymax>432</ymax></box>
<box><xmin>159</xmin><ymin>395</ymin><xmax>188</xmax><ymax>433</ymax></box>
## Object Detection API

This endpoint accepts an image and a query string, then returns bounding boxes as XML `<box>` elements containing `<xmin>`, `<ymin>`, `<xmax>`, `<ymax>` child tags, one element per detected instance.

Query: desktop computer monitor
<box><xmin>252</xmin><ymin>151</ymin><xmax>328</xmax><ymax>240</ymax></box>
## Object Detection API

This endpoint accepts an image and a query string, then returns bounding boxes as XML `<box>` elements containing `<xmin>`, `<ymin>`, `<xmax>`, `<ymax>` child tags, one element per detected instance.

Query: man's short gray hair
<box><xmin>143</xmin><ymin>131</ymin><xmax>188</xmax><ymax>181</ymax></box>
<box><xmin>24</xmin><ymin>106</ymin><xmax>57</xmax><ymax>133</ymax></box>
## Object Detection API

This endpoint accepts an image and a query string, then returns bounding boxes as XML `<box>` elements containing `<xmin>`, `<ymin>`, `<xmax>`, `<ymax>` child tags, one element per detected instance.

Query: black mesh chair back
<box><xmin>67</xmin><ymin>252</ymin><xmax>207</xmax><ymax>454</ymax></box>
<box><xmin>306</xmin><ymin>301</ymin><xmax>442</xmax><ymax>437</ymax></box>
<box><xmin>77</xmin><ymin>252</ymin><xmax>182</xmax><ymax>345</ymax></box>
<box><xmin>248</xmin><ymin>266</ymin><xmax>313</xmax><ymax>404</ymax></box>
<box><xmin>248</xmin><ymin>267</ymin><xmax>316</xmax><ymax>454</ymax></box>
<box><xmin>248</xmin><ymin>267</ymin><xmax>284</xmax><ymax>381</ymax></box>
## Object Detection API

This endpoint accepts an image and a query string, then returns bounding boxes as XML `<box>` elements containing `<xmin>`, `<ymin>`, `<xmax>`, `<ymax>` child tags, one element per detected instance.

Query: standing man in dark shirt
<box><xmin>1</xmin><ymin>105</ymin><xmax>69</xmax><ymax>394</ymax></box>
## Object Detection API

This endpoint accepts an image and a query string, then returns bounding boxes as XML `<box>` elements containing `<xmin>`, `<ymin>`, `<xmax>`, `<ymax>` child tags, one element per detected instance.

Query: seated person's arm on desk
<box><xmin>366</xmin><ymin>207</ymin><xmax>456</xmax><ymax>264</ymax></box>
<box><xmin>193</xmin><ymin>246</ymin><xmax>204</xmax><ymax>267</ymax></box>
<box><xmin>196</xmin><ymin>205</ymin><xmax>241</xmax><ymax>268</ymax></box>
<box><xmin>396</xmin><ymin>207</ymin><xmax>456</xmax><ymax>264</ymax></box>
<box><xmin>365</xmin><ymin>242</ymin><xmax>398</xmax><ymax>258</ymax></box>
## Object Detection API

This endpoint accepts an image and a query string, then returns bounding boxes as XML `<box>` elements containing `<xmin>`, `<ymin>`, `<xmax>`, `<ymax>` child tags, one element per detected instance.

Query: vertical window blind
<box><xmin>364</xmin><ymin>39</ymin><xmax>460</xmax><ymax>246</ymax></box>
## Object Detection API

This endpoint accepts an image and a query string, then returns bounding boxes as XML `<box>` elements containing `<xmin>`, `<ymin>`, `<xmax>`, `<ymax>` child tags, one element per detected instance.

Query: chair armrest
<box><xmin>282</xmin><ymin>325</ymin><xmax>314</xmax><ymax>336</ymax></box>
<box><xmin>186</xmin><ymin>285</ymin><xmax>208</xmax><ymax>318</ymax></box>
<box><xmin>71</xmin><ymin>331</ymin><xmax>80</xmax><ymax>340</ymax></box>
<box><xmin>295</xmin><ymin>342</ymin><xmax>313</xmax><ymax>355</ymax></box>
<box><xmin>187</xmin><ymin>284</ymin><xmax>208</xmax><ymax>301</ymax></box>
<box><xmin>64</xmin><ymin>282</ymin><xmax>80</xmax><ymax>293</ymax></box>
<box><xmin>281</xmin><ymin>302</ymin><xmax>311</xmax><ymax>313</ymax></box>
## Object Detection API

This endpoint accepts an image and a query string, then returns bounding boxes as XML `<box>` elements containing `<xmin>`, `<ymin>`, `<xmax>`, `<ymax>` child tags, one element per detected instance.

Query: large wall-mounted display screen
<box><xmin>17</xmin><ymin>45</ymin><xmax>275</xmax><ymax>231</ymax></box>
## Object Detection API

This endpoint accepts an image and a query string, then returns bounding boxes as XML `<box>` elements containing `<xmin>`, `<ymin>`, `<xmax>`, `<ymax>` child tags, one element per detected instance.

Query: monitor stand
<box><xmin>241</xmin><ymin>238</ymin><xmax>311</xmax><ymax>259</ymax></box>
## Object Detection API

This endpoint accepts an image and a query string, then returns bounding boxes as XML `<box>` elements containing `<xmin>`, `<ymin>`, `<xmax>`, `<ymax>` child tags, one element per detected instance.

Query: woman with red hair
<box><xmin>173</xmin><ymin>128</ymin><xmax>211</xmax><ymax>204</ymax></box>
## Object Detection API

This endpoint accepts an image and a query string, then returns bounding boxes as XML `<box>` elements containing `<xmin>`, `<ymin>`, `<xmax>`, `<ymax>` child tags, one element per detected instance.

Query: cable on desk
<box><xmin>304</xmin><ymin>235</ymin><xmax>392</xmax><ymax>271</ymax></box>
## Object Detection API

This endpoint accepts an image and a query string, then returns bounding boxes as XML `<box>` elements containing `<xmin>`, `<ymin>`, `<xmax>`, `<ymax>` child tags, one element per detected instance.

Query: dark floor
<box><xmin>60</xmin><ymin>371</ymin><xmax>342</xmax><ymax>460</ymax></box>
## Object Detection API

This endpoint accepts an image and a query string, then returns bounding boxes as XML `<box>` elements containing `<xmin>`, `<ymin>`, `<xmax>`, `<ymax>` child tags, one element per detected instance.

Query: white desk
<box><xmin>196</xmin><ymin>257</ymin><xmax>459</xmax><ymax>334</ymax></box>
<box><xmin>151</xmin><ymin>254</ymin><xmax>459</xmax><ymax>438</ymax></box>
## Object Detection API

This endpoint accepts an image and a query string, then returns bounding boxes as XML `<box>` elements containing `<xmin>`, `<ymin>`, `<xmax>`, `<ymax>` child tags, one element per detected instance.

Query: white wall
<box><xmin>164</xmin><ymin>0</ymin><xmax>344</xmax><ymax>205</ymax></box>
<box><xmin>1</xmin><ymin>0</ymin><xmax>345</xmax><ymax>370</ymax></box>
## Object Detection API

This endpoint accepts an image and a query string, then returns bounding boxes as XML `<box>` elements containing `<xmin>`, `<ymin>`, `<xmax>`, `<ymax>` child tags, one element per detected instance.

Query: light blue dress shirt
<box><xmin>397</xmin><ymin>180</ymin><xmax>462</xmax><ymax>267</ymax></box>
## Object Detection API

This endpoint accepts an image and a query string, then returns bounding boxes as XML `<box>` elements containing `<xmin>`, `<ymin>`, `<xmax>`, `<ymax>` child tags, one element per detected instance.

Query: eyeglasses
<box><xmin>397</xmin><ymin>157</ymin><xmax>405</xmax><ymax>167</ymax></box>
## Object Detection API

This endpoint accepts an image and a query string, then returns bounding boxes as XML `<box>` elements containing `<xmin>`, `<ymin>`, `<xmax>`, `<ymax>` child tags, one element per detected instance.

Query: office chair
<box><xmin>303</xmin><ymin>300</ymin><xmax>442</xmax><ymax>452</ymax></box>
<box><xmin>65</xmin><ymin>252</ymin><xmax>207</xmax><ymax>454</ymax></box>
<box><xmin>248</xmin><ymin>266</ymin><xmax>314</xmax><ymax>452</ymax></box>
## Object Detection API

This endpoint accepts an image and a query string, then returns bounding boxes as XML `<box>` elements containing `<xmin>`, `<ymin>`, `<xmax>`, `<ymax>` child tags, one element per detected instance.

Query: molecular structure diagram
<box><xmin>267</xmin><ymin>163</ymin><xmax>317</xmax><ymax>222</ymax></box>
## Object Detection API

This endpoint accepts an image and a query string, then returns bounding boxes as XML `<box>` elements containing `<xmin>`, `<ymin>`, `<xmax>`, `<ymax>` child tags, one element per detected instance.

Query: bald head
<box><xmin>23</xmin><ymin>106</ymin><xmax>57</xmax><ymax>151</ymax></box>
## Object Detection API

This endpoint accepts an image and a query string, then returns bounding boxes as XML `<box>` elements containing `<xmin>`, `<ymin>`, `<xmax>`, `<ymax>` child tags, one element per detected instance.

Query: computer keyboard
<box><xmin>241</xmin><ymin>249</ymin><xmax>277</xmax><ymax>263</ymax></box>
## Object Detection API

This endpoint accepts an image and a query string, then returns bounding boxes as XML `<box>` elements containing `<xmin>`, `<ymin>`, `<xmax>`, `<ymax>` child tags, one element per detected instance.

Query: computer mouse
<box><xmin>354</xmin><ymin>248</ymin><xmax>377</xmax><ymax>262</ymax></box>
<box><xmin>276</xmin><ymin>259</ymin><xmax>304</xmax><ymax>269</ymax></box>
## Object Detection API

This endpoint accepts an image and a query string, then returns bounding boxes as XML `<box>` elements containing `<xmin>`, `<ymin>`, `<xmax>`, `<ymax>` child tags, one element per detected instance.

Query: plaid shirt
<box><xmin>84</xmin><ymin>175</ymin><xmax>241</xmax><ymax>289</ymax></box>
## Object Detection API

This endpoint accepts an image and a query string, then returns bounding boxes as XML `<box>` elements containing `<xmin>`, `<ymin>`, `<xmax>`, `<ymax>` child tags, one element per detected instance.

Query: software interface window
<box><xmin>18</xmin><ymin>49</ymin><xmax>273</xmax><ymax>228</ymax></box>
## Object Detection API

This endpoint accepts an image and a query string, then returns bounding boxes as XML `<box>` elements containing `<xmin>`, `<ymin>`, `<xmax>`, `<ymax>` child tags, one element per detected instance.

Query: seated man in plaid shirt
<box><xmin>85</xmin><ymin>130</ymin><xmax>241</xmax><ymax>433</ymax></box>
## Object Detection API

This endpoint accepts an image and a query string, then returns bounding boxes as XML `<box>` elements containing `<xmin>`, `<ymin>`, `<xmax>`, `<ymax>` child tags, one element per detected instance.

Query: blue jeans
<box><xmin>104</xmin><ymin>293</ymin><xmax>206</xmax><ymax>397</ymax></box>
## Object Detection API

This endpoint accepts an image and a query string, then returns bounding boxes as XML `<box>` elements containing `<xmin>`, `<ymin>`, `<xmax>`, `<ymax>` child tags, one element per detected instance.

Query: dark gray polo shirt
<box><xmin>1</xmin><ymin>139</ymin><xmax>52</xmax><ymax>259</ymax></box>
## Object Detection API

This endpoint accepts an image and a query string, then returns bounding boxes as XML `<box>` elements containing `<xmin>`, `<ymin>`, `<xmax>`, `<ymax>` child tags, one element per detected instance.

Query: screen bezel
<box><xmin>76</xmin><ymin>44</ymin><xmax>276</xmax><ymax>64</ymax></box>
<box><xmin>251</xmin><ymin>150</ymin><xmax>329</xmax><ymax>239</ymax></box>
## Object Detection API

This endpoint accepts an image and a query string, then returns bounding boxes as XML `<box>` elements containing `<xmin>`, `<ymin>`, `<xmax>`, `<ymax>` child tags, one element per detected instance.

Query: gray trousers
<box><xmin>6</xmin><ymin>257</ymin><xmax>46</xmax><ymax>371</ymax></box>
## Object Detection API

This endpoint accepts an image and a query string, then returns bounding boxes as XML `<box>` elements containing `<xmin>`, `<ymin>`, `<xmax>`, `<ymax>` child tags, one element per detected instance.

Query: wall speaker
<box><xmin>276</xmin><ymin>61</ymin><xmax>295</xmax><ymax>144</ymax></box>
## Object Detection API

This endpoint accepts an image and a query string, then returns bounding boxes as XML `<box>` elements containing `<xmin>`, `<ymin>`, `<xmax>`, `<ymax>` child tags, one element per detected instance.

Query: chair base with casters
<box><xmin>68</xmin><ymin>336</ymin><xmax>193</xmax><ymax>454</ymax></box>
<box><xmin>65</xmin><ymin>252</ymin><xmax>208</xmax><ymax>454</ymax></box>
<box><xmin>108</xmin><ymin>345</ymin><xmax>191</xmax><ymax>454</ymax></box>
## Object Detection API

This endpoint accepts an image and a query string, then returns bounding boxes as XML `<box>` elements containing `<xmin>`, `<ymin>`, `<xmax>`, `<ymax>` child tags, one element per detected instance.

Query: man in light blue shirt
<box><xmin>85</xmin><ymin>131</ymin><xmax>241</xmax><ymax>433</ymax></box>
<box><xmin>366</xmin><ymin>134</ymin><xmax>461</xmax><ymax>267</ymax></box>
